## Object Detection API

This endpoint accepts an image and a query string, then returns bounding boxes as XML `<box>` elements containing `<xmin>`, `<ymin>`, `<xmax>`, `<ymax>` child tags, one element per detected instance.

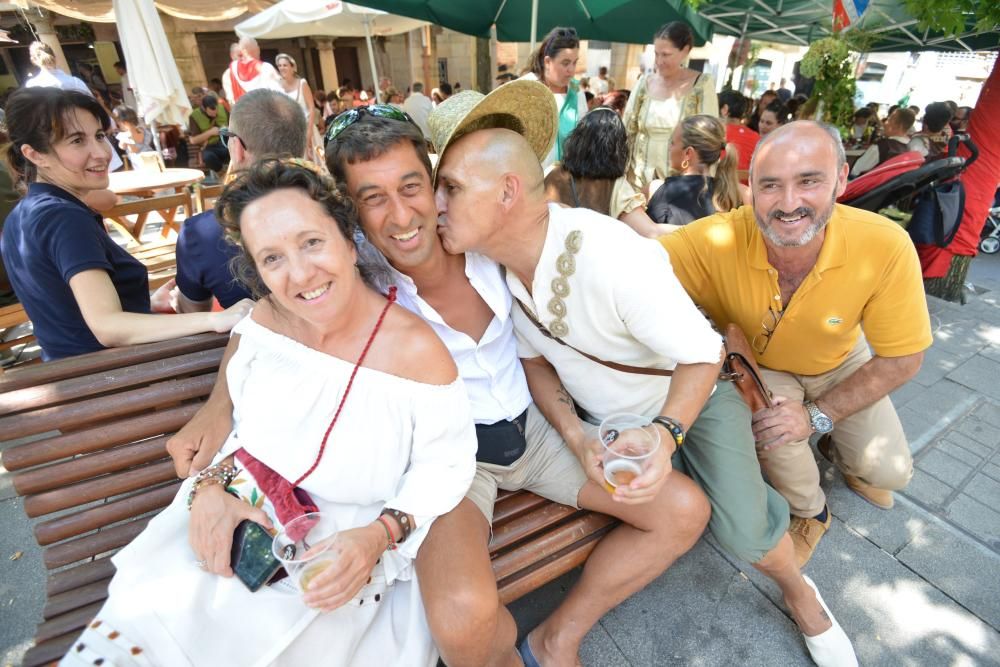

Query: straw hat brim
<box><xmin>429</xmin><ymin>80</ymin><xmax>557</xmax><ymax>182</ymax></box>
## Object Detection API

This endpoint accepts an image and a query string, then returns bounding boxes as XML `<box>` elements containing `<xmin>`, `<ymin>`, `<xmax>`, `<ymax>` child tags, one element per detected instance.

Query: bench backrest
<box><xmin>0</xmin><ymin>334</ymin><xmax>615</xmax><ymax>666</ymax></box>
<box><xmin>0</xmin><ymin>334</ymin><xmax>227</xmax><ymax>665</ymax></box>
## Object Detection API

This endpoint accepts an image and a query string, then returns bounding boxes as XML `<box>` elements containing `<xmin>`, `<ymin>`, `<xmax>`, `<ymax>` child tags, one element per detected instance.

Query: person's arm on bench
<box><xmin>69</xmin><ymin>269</ymin><xmax>252</xmax><ymax>347</ymax></box>
<box><xmin>167</xmin><ymin>334</ymin><xmax>241</xmax><ymax>477</ymax></box>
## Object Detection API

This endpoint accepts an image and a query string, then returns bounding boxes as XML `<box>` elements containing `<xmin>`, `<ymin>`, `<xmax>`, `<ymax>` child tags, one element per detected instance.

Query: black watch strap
<box><xmin>652</xmin><ymin>416</ymin><xmax>685</xmax><ymax>449</ymax></box>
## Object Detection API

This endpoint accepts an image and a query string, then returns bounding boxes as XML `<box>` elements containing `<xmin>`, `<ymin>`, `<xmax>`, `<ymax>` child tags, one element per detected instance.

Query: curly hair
<box><xmin>562</xmin><ymin>108</ymin><xmax>628</xmax><ymax>179</ymax></box>
<box><xmin>214</xmin><ymin>159</ymin><xmax>361</xmax><ymax>299</ymax></box>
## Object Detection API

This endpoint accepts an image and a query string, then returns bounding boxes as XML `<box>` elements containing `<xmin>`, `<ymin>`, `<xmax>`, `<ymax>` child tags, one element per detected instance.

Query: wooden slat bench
<box><xmin>0</xmin><ymin>334</ymin><xmax>616</xmax><ymax>667</ymax></box>
<box><xmin>0</xmin><ymin>302</ymin><xmax>36</xmax><ymax>364</ymax></box>
<box><xmin>127</xmin><ymin>240</ymin><xmax>178</xmax><ymax>290</ymax></box>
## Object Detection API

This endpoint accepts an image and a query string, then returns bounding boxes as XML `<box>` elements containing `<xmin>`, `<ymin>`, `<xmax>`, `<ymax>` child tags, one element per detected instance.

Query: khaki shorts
<box><xmin>466</xmin><ymin>403</ymin><xmax>589</xmax><ymax>524</ymax></box>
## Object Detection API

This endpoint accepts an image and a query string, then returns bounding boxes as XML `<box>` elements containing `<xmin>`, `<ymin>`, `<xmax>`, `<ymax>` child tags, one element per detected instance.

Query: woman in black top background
<box><xmin>646</xmin><ymin>114</ymin><xmax>750</xmax><ymax>228</ymax></box>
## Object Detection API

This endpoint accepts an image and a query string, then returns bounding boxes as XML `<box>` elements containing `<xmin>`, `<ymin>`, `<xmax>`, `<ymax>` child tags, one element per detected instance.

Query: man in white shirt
<box><xmin>592</xmin><ymin>65</ymin><xmax>613</xmax><ymax>95</ymax></box>
<box><xmin>400</xmin><ymin>81</ymin><xmax>433</xmax><ymax>140</ymax></box>
<box><xmin>429</xmin><ymin>84</ymin><xmax>858</xmax><ymax>667</ymax></box>
<box><xmin>166</xmin><ymin>91</ymin><xmax>709</xmax><ymax>667</ymax></box>
<box><xmin>223</xmin><ymin>37</ymin><xmax>282</xmax><ymax>104</ymax></box>
<box><xmin>325</xmin><ymin>96</ymin><xmax>710</xmax><ymax>667</ymax></box>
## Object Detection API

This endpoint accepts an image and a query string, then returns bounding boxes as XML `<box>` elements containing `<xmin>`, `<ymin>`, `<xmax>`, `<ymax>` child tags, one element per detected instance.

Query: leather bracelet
<box><xmin>376</xmin><ymin>515</ymin><xmax>398</xmax><ymax>551</ymax></box>
<box><xmin>651</xmin><ymin>416</ymin><xmax>685</xmax><ymax>449</ymax></box>
<box><xmin>380</xmin><ymin>508</ymin><xmax>413</xmax><ymax>544</ymax></box>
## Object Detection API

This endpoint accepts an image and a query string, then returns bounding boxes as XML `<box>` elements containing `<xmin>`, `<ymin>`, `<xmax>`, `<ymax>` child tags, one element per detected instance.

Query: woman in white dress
<box><xmin>276</xmin><ymin>54</ymin><xmax>323</xmax><ymax>162</ymax></box>
<box><xmin>60</xmin><ymin>160</ymin><xmax>477</xmax><ymax>667</ymax></box>
<box><xmin>519</xmin><ymin>27</ymin><xmax>588</xmax><ymax>170</ymax></box>
<box><xmin>611</xmin><ymin>22</ymin><xmax>719</xmax><ymax>237</ymax></box>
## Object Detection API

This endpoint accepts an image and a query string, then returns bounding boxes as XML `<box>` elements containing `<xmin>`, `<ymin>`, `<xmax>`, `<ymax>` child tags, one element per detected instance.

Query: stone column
<box><xmin>31</xmin><ymin>9</ymin><xmax>70</xmax><ymax>73</ymax></box>
<box><xmin>610</xmin><ymin>43</ymin><xmax>646</xmax><ymax>90</ymax></box>
<box><xmin>312</xmin><ymin>39</ymin><xmax>339</xmax><ymax>92</ymax></box>
<box><xmin>158</xmin><ymin>12</ymin><xmax>207</xmax><ymax>93</ymax></box>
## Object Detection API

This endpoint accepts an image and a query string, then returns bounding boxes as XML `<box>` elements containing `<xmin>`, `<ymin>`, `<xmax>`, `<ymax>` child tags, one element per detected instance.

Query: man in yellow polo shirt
<box><xmin>662</xmin><ymin>120</ymin><xmax>932</xmax><ymax>565</ymax></box>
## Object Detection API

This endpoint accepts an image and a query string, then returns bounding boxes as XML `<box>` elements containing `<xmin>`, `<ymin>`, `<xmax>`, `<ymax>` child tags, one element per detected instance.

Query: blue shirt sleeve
<box><xmin>175</xmin><ymin>214</ymin><xmax>214</xmax><ymax>303</ymax></box>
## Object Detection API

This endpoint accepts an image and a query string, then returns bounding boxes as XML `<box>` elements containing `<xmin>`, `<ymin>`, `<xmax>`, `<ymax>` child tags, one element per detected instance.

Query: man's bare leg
<box><xmin>417</xmin><ymin>498</ymin><xmax>521</xmax><ymax>667</ymax></box>
<box><xmin>527</xmin><ymin>472</ymin><xmax>711</xmax><ymax>667</ymax></box>
<box><xmin>753</xmin><ymin>533</ymin><xmax>831</xmax><ymax>636</ymax></box>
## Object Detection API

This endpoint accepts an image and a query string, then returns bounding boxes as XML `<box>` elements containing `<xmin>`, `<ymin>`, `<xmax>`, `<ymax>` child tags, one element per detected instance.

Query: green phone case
<box><xmin>230</xmin><ymin>519</ymin><xmax>283</xmax><ymax>592</ymax></box>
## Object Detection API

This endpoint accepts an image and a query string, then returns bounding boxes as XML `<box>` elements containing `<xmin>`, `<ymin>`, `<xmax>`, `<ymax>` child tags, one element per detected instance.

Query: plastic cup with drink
<box><xmin>599</xmin><ymin>413</ymin><xmax>661</xmax><ymax>494</ymax></box>
<box><xmin>272</xmin><ymin>511</ymin><xmax>339</xmax><ymax>594</ymax></box>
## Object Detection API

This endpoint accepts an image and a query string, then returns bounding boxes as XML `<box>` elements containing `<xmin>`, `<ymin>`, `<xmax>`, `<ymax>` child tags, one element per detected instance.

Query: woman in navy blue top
<box><xmin>1</xmin><ymin>88</ymin><xmax>251</xmax><ymax>360</ymax></box>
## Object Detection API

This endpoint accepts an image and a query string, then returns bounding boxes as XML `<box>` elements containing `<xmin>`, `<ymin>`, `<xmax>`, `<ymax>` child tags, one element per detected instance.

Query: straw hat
<box><xmin>428</xmin><ymin>80</ymin><xmax>557</xmax><ymax>180</ymax></box>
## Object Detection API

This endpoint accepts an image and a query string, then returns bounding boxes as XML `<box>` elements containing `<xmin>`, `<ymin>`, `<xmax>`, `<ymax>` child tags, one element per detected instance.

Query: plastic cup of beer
<box><xmin>272</xmin><ymin>512</ymin><xmax>339</xmax><ymax>594</ymax></box>
<box><xmin>599</xmin><ymin>413</ymin><xmax>661</xmax><ymax>493</ymax></box>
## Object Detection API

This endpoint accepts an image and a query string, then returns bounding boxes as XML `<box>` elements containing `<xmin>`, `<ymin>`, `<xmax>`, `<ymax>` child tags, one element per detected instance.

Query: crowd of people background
<box><xmin>0</xmin><ymin>14</ymin><xmax>981</xmax><ymax>667</ymax></box>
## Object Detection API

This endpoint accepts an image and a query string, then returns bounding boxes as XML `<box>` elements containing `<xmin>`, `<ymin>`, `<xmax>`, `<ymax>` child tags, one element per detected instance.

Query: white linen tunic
<box><xmin>508</xmin><ymin>204</ymin><xmax>723</xmax><ymax>422</ymax></box>
<box><xmin>62</xmin><ymin>314</ymin><xmax>477</xmax><ymax>667</ymax></box>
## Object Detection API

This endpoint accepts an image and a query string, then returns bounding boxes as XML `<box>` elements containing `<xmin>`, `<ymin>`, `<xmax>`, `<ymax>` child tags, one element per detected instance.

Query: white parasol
<box><xmin>112</xmin><ymin>0</ymin><xmax>192</xmax><ymax>129</ymax></box>
<box><xmin>235</xmin><ymin>0</ymin><xmax>428</xmax><ymax>93</ymax></box>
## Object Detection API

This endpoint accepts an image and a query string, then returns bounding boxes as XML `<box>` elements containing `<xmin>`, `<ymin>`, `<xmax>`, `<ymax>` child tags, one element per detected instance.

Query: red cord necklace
<box><xmin>291</xmin><ymin>286</ymin><xmax>397</xmax><ymax>487</ymax></box>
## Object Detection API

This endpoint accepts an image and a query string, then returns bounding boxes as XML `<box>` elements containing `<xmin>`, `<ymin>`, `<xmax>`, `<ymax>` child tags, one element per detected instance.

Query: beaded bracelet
<box><xmin>379</xmin><ymin>508</ymin><xmax>413</xmax><ymax>544</ymax></box>
<box><xmin>186</xmin><ymin>463</ymin><xmax>239</xmax><ymax>510</ymax></box>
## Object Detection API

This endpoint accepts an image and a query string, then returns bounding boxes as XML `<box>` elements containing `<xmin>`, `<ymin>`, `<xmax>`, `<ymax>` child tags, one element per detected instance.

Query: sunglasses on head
<box><xmin>323</xmin><ymin>105</ymin><xmax>416</xmax><ymax>147</ymax></box>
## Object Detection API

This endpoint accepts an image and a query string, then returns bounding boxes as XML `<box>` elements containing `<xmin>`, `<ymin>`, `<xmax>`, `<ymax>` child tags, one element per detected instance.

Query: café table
<box><xmin>108</xmin><ymin>167</ymin><xmax>205</xmax><ymax>197</ymax></box>
<box><xmin>107</xmin><ymin>168</ymin><xmax>205</xmax><ymax>241</ymax></box>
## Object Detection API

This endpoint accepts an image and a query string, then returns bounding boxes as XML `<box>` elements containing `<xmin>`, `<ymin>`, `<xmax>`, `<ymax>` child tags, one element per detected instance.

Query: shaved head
<box><xmin>435</xmin><ymin>128</ymin><xmax>548</xmax><ymax>256</ymax></box>
<box><xmin>750</xmin><ymin>120</ymin><xmax>845</xmax><ymax>178</ymax></box>
<box><xmin>444</xmin><ymin>128</ymin><xmax>544</xmax><ymax>195</ymax></box>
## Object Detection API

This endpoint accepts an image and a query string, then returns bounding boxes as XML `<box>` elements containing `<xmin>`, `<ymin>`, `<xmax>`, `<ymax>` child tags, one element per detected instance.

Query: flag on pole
<box><xmin>833</xmin><ymin>0</ymin><xmax>870</xmax><ymax>32</ymax></box>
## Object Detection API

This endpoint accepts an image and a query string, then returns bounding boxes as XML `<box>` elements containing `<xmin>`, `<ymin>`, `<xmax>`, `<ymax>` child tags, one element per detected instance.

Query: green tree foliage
<box><xmin>798</xmin><ymin>38</ymin><xmax>856</xmax><ymax>136</ymax></box>
<box><xmin>902</xmin><ymin>0</ymin><xmax>1000</xmax><ymax>36</ymax></box>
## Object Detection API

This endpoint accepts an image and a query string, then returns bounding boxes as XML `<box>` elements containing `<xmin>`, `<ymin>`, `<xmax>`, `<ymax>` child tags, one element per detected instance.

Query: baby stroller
<box><xmin>839</xmin><ymin>134</ymin><xmax>978</xmax><ymax>215</ymax></box>
<box><xmin>977</xmin><ymin>196</ymin><xmax>1000</xmax><ymax>254</ymax></box>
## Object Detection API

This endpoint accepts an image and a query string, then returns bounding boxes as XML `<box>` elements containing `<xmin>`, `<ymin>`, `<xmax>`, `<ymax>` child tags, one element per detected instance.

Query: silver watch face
<box><xmin>806</xmin><ymin>402</ymin><xmax>834</xmax><ymax>434</ymax></box>
<box><xmin>813</xmin><ymin>414</ymin><xmax>834</xmax><ymax>434</ymax></box>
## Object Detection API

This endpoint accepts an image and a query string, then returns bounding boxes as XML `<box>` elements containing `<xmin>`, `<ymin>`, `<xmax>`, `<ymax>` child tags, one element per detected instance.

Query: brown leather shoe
<box><xmin>818</xmin><ymin>436</ymin><xmax>894</xmax><ymax>509</ymax></box>
<box><xmin>843</xmin><ymin>474</ymin><xmax>894</xmax><ymax>509</ymax></box>
<box><xmin>789</xmin><ymin>508</ymin><xmax>832</xmax><ymax>567</ymax></box>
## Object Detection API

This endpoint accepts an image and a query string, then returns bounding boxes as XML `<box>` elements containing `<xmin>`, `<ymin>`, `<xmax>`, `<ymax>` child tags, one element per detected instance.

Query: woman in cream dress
<box><xmin>612</xmin><ymin>22</ymin><xmax>718</xmax><ymax>237</ymax></box>
<box><xmin>60</xmin><ymin>161</ymin><xmax>476</xmax><ymax>667</ymax></box>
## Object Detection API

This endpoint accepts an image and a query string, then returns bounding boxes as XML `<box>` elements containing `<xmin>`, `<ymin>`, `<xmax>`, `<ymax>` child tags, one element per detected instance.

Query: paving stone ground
<box><xmin>4</xmin><ymin>255</ymin><xmax>1000</xmax><ymax>666</ymax></box>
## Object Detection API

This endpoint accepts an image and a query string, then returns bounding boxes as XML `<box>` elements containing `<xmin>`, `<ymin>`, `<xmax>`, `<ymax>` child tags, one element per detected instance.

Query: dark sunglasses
<box><xmin>323</xmin><ymin>105</ymin><xmax>416</xmax><ymax>147</ymax></box>
<box><xmin>219</xmin><ymin>127</ymin><xmax>241</xmax><ymax>149</ymax></box>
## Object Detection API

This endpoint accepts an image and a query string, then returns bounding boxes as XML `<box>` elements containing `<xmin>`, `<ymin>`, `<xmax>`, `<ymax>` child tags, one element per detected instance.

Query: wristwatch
<box><xmin>652</xmin><ymin>416</ymin><xmax>685</xmax><ymax>449</ymax></box>
<box><xmin>803</xmin><ymin>401</ymin><xmax>834</xmax><ymax>434</ymax></box>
